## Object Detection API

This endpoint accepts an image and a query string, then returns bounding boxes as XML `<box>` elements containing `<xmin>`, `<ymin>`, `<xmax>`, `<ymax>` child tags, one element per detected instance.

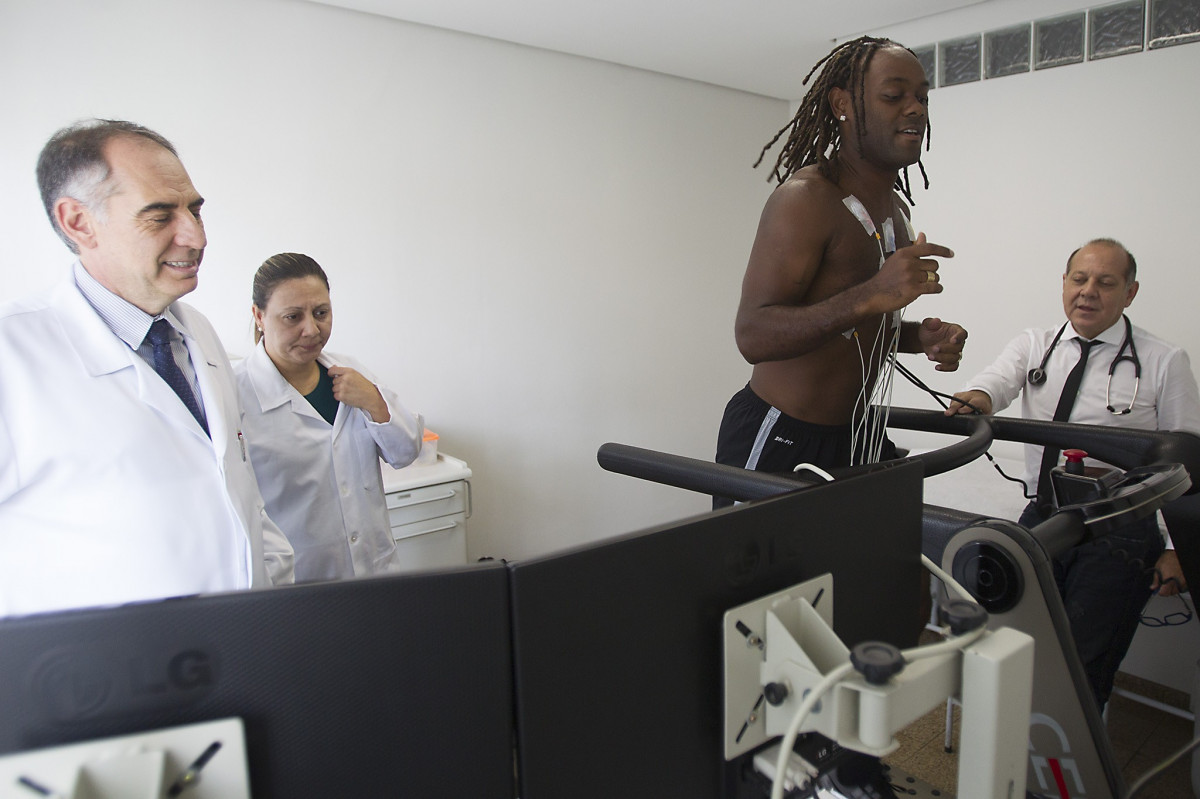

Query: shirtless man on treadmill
<box><xmin>715</xmin><ymin>37</ymin><xmax>966</xmax><ymax>503</ymax></box>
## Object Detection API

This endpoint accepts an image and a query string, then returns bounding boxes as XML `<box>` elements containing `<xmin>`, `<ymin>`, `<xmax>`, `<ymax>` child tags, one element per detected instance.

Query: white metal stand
<box><xmin>0</xmin><ymin>718</ymin><xmax>250</xmax><ymax>799</ymax></box>
<box><xmin>723</xmin><ymin>574</ymin><xmax>1034</xmax><ymax>799</ymax></box>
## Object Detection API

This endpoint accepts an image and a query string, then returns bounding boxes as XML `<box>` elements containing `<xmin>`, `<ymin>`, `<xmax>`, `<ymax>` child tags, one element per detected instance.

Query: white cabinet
<box><xmin>381</xmin><ymin>454</ymin><xmax>472</xmax><ymax>571</ymax></box>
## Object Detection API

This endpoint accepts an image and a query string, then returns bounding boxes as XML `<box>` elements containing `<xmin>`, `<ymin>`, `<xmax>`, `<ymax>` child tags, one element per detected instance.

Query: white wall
<box><xmin>0</xmin><ymin>0</ymin><xmax>782</xmax><ymax>561</ymax></box>
<box><xmin>870</xmin><ymin>8</ymin><xmax>1200</xmax><ymax>475</ymax></box>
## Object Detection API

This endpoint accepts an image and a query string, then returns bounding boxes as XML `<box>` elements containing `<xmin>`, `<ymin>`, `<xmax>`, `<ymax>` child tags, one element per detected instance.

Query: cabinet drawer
<box><xmin>385</xmin><ymin>480</ymin><xmax>467</xmax><ymax>527</ymax></box>
<box><xmin>392</xmin><ymin>513</ymin><xmax>467</xmax><ymax>571</ymax></box>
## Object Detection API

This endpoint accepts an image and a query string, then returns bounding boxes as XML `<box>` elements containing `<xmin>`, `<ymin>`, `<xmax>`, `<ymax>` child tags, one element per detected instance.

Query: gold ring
<box><xmin>926</xmin><ymin>270</ymin><xmax>937</xmax><ymax>283</ymax></box>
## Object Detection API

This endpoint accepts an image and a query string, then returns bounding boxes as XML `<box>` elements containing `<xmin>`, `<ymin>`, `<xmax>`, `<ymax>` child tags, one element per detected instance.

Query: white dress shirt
<box><xmin>236</xmin><ymin>343</ymin><xmax>423</xmax><ymax>582</ymax></box>
<box><xmin>965</xmin><ymin>317</ymin><xmax>1200</xmax><ymax>487</ymax></box>
<box><xmin>75</xmin><ymin>262</ymin><xmax>209</xmax><ymax>429</ymax></box>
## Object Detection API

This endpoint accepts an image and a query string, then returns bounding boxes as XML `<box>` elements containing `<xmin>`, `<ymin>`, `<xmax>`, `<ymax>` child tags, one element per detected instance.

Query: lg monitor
<box><xmin>509</xmin><ymin>459</ymin><xmax>926</xmax><ymax>799</ymax></box>
<box><xmin>0</xmin><ymin>562</ymin><xmax>514</xmax><ymax>798</ymax></box>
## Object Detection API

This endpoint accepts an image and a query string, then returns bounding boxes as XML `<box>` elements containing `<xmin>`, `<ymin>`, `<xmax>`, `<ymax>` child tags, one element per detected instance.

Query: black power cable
<box><xmin>891</xmin><ymin>359</ymin><xmax>1034</xmax><ymax>499</ymax></box>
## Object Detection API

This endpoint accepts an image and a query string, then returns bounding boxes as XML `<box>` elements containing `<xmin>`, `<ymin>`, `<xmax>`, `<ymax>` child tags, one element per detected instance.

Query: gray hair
<box><xmin>1066</xmin><ymin>238</ymin><xmax>1137</xmax><ymax>284</ymax></box>
<box><xmin>36</xmin><ymin>119</ymin><xmax>178</xmax><ymax>253</ymax></box>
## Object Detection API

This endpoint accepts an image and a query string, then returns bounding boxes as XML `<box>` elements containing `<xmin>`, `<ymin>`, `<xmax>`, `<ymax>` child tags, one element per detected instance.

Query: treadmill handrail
<box><xmin>596</xmin><ymin>443</ymin><xmax>810</xmax><ymax>503</ymax></box>
<box><xmin>887</xmin><ymin>407</ymin><xmax>1200</xmax><ymax>488</ymax></box>
<box><xmin>597</xmin><ymin>413</ymin><xmax>994</xmax><ymax>504</ymax></box>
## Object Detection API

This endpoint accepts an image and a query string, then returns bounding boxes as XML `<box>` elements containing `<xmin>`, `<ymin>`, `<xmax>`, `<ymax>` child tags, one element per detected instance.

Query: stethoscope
<box><xmin>1028</xmin><ymin>314</ymin><xmax>1141</xmax><ymax>415</ymax></box>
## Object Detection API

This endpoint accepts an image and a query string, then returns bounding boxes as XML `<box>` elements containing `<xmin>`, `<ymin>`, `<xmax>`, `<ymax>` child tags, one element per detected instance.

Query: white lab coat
<box><xmin>235</xmin><ymin>342</ymin><xmax>422</xmax><ymax>582</ymax></box>
<box><xmin>0</xmin><ymin>273</ymin><xmax>295</xmax><ymax>618</ymax></box>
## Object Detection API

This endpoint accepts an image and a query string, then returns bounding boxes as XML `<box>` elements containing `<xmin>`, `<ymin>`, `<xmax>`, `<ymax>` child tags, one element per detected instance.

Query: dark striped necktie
<box><xmin>146</xmin><ymin>318</ymin><xmax>209</xmax><ymax>436</ymax></box>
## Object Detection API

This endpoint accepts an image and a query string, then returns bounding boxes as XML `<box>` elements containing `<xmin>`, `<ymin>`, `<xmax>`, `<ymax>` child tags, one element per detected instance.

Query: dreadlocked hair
<box><xmin>753</xmin><ymin>36</ymin><xmax>932</xmax><ymax>204</ymax></box>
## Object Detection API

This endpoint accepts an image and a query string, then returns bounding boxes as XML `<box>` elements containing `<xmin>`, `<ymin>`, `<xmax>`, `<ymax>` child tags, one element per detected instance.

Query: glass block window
<box><xmin>913</xmin><ymin>44</ymin><xmax>937</xmax><ymax>87</ymax></box>
<box><xmin>1035</xmin><ymin>13</ymin><xmax>1087</xmax><ymax>68</ymax></box>
<box><xmin>939</xmin><ymin>35</ymin><xmax>981</xmax><ymax>86</ymax></box>
<box><xmin>985</xmin><ymin>24</ymin><xmax>1032</xmax><ymax>77</ymax></box>
<box><xmin>1149</xmin><ymin>0</ymin><xmax>1200</xmax><ymax>48</ymax></box>
<box><xmin>1090</xmin><ymin>0</ymin><xmax>1146</xmax><ymax>58</ymax></box>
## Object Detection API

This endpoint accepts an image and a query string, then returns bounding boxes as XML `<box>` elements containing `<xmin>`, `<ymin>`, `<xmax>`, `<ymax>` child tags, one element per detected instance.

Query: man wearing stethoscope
<box><xmin>947</xmin><ymin>238</ymin><xmax>1200</xmax><ymax>711</ymax></box>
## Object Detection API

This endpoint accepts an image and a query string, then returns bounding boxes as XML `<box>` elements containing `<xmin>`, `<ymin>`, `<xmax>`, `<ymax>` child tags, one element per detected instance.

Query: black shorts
<box><xmin>713</xmin><ymin>384</ymin><xmax>896</xmax><ymax>508</ymax></box>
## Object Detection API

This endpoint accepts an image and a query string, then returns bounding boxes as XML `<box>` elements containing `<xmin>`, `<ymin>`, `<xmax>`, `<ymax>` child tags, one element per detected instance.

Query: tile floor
<box><xmin>883</xmin><ymin>673</ymin><xmax>1197</xmax><ymax>798</ymax></box>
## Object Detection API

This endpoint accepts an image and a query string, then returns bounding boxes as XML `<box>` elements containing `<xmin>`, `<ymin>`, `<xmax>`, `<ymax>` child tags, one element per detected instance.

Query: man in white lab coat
<box><xmin>0</xmin><ymin>119</ymin><xmax>294</xmax><ymax>617</ymax></box>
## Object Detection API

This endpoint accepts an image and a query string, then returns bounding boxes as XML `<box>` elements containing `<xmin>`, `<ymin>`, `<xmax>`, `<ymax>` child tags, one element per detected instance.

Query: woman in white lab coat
<box><xmin>235</xmin><ymin>253</ymin><xmax>423</xmax><ymax>582</ymax></box>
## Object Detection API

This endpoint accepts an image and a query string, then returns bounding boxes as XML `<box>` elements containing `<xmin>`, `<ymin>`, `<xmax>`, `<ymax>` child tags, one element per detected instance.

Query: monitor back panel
<box><xmin>509</xmin><ymin>461</ymin><xmax>925</xmax><ymax>799</ymax></box>
<box><xmin>0</xmin><ymin>562</ymin><xmax>514</xmax><ymax>799</ymax></box>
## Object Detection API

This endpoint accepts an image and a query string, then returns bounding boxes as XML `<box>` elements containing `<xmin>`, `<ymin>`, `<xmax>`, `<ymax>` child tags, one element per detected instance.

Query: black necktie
<box><xmin>1035</xmin><ymin>338</ymin><xmax>1095</xmax><ymax>515</ymax></box>
<box><xmin>146</xmin><ymin>319</ymin><xmax>209</xmax><ymax>436</ymax></box>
